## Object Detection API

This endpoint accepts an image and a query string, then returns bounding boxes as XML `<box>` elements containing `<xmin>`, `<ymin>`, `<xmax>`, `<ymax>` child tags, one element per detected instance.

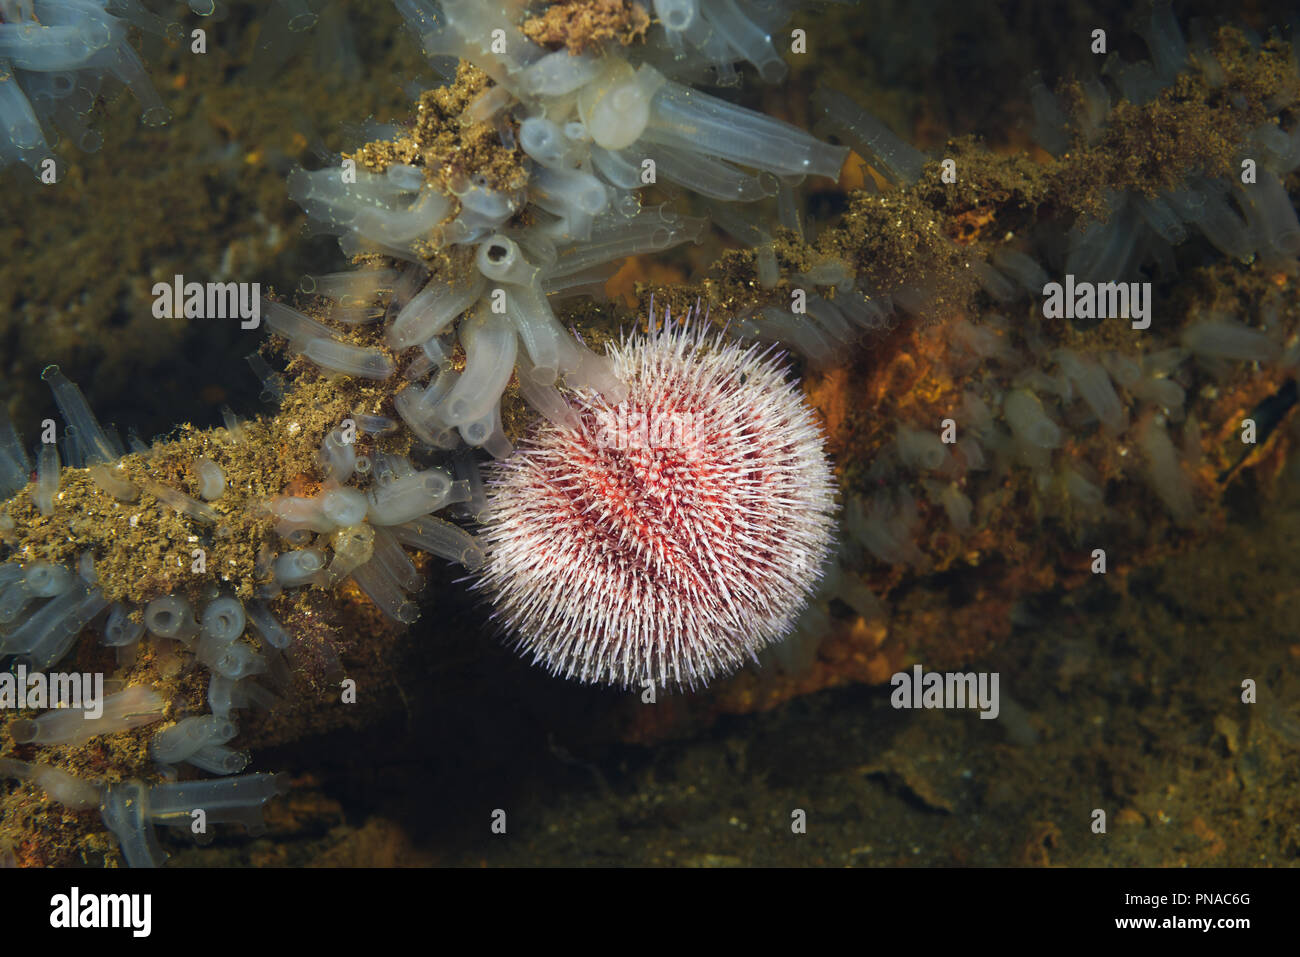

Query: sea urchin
<box><xmin>479</xmin><ymin>309</ymin><xmax>837</xmax><ymax>690</ymax></box>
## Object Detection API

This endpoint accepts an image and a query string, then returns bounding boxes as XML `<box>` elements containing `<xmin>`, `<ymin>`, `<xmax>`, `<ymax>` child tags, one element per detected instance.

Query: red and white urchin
<box><xmin>477</xmin><ymin>313</ymin><xmax>838</xmax><ymax>691</ymax></box>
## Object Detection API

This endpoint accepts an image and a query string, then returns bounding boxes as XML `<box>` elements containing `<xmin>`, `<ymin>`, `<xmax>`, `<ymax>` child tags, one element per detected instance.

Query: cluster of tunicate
<box><xmin>0</xmin><ymin>365</ymin><xmax>301</xmax><ymax>863</ymax></box>
<box><xmin>1025</xmin><ymin>3</ymin><xmax>1300</xmax><ymax>277</ymax></box>
<box><xmin>281</xmin><ymin>0</ymin><xmax>847</xmax><ymax>458</ymax></box>
<box><xmin>750</xmin><ymin>3</ymin><xmax>1300</xmax><ymax>676</ymax></box>
<box><xmin>1</xmin><ymin>278</ymin><xmax>498</xmax><ymax>862</ymax></box>
<box><xmin>0</xmin><ymin>547</ymin><xmax>295</xmax><ymax>865</ymax></box>
<box><xmin>0</xmin><ymin>0</ymin><xmax>177</xmax><ymax>174</ymax></box>
<box><xmin>265</xmin><ymin>418</ymin><xmax>485</xmax><ymax>624</ymax></box>
<box><xmin>0</xmin><ymin>755</ymin><xmax>280</xmax><ymax>868</ymax></box>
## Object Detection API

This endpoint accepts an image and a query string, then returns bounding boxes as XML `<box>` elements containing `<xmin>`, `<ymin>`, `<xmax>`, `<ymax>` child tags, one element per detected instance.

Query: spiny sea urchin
<box><xmin>478</xmin><ymin>308</ymin><xmax>837</xmax><ymax>690</ymax></box>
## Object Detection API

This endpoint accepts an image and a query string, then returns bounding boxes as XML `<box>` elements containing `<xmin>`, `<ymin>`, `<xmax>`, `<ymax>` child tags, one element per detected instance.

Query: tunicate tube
<box><xmin>186</xmin><ymin>745</ymin><xmax>249</xmax><ymax>776</ymax></box>
<box><xmin>503</xmin><ymin>279</ymin><xmax>571</xmax><ymax>385</ymax></box>
<box><xmin>317</xmin><ymin>428</ymin><xmax>357</xmax><ymax>483</ymax></box>
<box><xmin>0</xmin><ymin>21</ymin><xmax>113</xmax><ymax>72</ymax></box>
<box><xmin>272</xmin><ymin>549</ymin><xmax>327</xmax><ymax>587</ymax></box>
<box><xmin>370</xmin><ymin>527</ymin><xmax>422</xmax><ymax>592</ymax></box>
<box><xmin>386</xmin><ymin>275</ymin><xmax>483</xmax><ymax>350</ymax></box>
<box><xmin>88</xmin><ymin>464</ymin><xmax>139</xmax><ymax>501</ymax></box>
<box><xmin>245</xmin><ymin>599</ymin><xmax>292</xmax><ymax>650</ymax></box>
<box><xmin>34</xmin><ymin>443</ymin><xmax>59</xmax><ymax>516</ymax></box>
<box><xmin>643</xmin><ymin>144</ymin><xmax>771</xmax><ymax>202</ymax></box>
<box><xmin>101</xmin><ymin>780</ymin><xmax>165</xmax><ymax>868</ymax></box>
<box><xmin>22</xmin><ymin>762</ymin><xmax>101</xmax><ymax>809</ymax></box>
<box><xmin>391</xmin><ymin>516</ymin><xmax>485</xmax><ymax>570</ymax></box>
<box><xmin>703</xmin><ymin>0</ymin><xmax>787</xmax><ymax>83</ymax></box>
<box><xmin>515</xmin><ymin>357</ymin><xmax>581</xmax><ymax>431</ymax></box>
<box><xmin>1181</xmin><ymin>319</ymin><xmax>1280</xmax><ymax>363</ymax></box>
<box><xmin>1240</xmin><ymin>170</ymin><xmax>1300</xmax><ymax>259</ymax></box>
<box><xmin>197</xmin><ymin>634</ymin><xmax>266</xmax><ymax>681</ymax></box>
<box><xmin>350</xmin><ymin>559</ymin><xmax>419</xmax><ymax>624</ymax></box>
<box><xmin>10</xmin><ymin>686</ymin><xmax>164</xmax><ymax>746</ymax></box>
<box><xmin>320</xmin><ymin>486</ymin><xmax>368</xmax><ymax>527</ymax></box>
<box><xmin>520</xmin><ymin>48</ymin><xmax>602</xmax><ymax>96</ymax></box>
<box><xmin>542</xmin><ymin>211</ymin><xmax>705</xmax><ymax>280</ymax></box>
<box><xmin>436</xmin><ymin>309</ymin><xmax>517</xmax><ymax>427</ymax></box>
<box><xmin>41</xmin><ymin>365</ymin><xmax>115</xmax><ymax>464</ymax></box>
<box><xmin>152</xmin><ymin>715</ymin><xmax>237</xmax><ymax>764</ymax></box>
<box><xmin>303</xmin><ymin>338</ymin><xmax>394</xmax><ymax>380</ymax></box>
<box><xmin>1054</xmin><ymin>350</ymin><xmax>1128</xmax><ymax>432</ymax></box>
<box><xmin>366</xmin><ymin>470</ymin><xmax>454</xmax><ymax>525</ymax></box>
<box><xmin>0</xmin><ymin>61</ymin><xmax>47</xmax><ymax>152</ymax></box>
<box><xmin>1003</xmin><ymin>390</ymin><xmax>1062</xmax><ymax>449</ymax></box>
<box><xmin>648</xmin><ymin>81</ymin><xmax>848</xmax><ymax>180</ymax></box>
<box><xmin>476</xmin><ymin>235</ymin><xmax>539</xmax><ymax>285</ymax></box>
<box><xmin>23</xmin><ymin>584</ymin><xmax>109</xmax><ymax>668</ymax></box>
<box><xmin>200</xmin><ymin>596</ymin><xmax>246</xmax><ymax>643</ymax></box>
<box><xmin>519</xmin><ymin>115</ymin><xmax>569</xmax><ymax>166</ymax></box>
<box><xmin>810</xmin><ymin>88</ymin><xmax>919</xmax><ymax>182</ymax></box>
<box><xmin>0</xmin><ymin>576</ymin><xmax>99</xmax><ymax>656</ymax></box>
<box><xmin>103</xmin><ymin>603</ymin><xmax>145</xmax><ymax>648</ymax></box>
<box><xmin>139</xmin><ymin>477</ymin><xmax>221</xmax><ymax>525</ymax></box>
<box><xmin>457</xmin><ymin>400</ymin><xmax>513</xmax><ymax>459</ymax></box>
<box><xmin>895</xmin><ymin>426</ymin><xmax>948</xmax><ymax>471</ymax></box>
<box><xmin>578</xmin><ymin>60</ymin><xmax>663</xmax><ymax>151</ymax></box>
<box><xmin>144</xmin><ymin>594</ymin><xmax>199</xmax><ymax>642</ymax></box>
